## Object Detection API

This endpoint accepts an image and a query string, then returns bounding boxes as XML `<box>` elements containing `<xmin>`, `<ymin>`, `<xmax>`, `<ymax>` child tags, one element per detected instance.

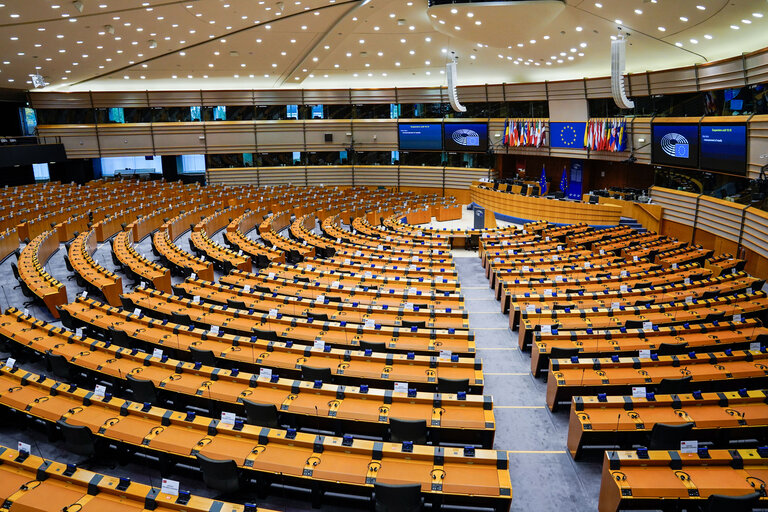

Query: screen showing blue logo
<box><xmin>651</xmin><ymin>124</ymin><xmax>699</xmax><ymax>168</ymax></box>
<box><xmin>443</xmin><ymin>123</ymin><xmax>488</xmax><ymax>152</ymax></box>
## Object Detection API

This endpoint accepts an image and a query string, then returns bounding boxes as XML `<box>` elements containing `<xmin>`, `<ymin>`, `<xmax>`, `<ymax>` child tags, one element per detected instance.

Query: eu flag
<box><xmin>550</xmin><ymin>122</ymin><xmax>587</xmax><ymax>149</ymax></box>
<box><xmin>539</xmin><ymin>166</ymin><xmax>548</xmax><ymax>196</ymax></box>
<box><xmin>559</xmin><ymin>167</ymin><xmax>568</xmax><ymax>192</ymax></box>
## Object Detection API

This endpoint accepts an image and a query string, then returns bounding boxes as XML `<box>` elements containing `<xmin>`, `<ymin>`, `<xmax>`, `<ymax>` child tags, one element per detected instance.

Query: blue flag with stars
<box><xmin>550</xmin><ymin>122</ymin><xmax>587</xmax><ymax>148</ymax></box>
<box><xmin>560</xmin><ymin>167</ymin><xmax>568</xmax><ymax>192</ymax></box>
<box><xmin>539</xmin><ymin>166</ymin><xmax>548</xmax><ymax>196</ymax></box>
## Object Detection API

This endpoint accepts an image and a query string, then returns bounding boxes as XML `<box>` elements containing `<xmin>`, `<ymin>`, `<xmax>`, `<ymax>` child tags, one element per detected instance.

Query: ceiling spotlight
<box><xmin>72</xmin><ymin>0</ymin><xmax>83</xmax><ymax>12</ymax></box>
<box><xmin>148</xmin><ymin>39</ymin><xmax>157</xmax><ymax>48</ymax></box>
<box><xmin>104</xmin><ymin>24</ymin><xmax>114</xmax><ymax>34</ymax></box>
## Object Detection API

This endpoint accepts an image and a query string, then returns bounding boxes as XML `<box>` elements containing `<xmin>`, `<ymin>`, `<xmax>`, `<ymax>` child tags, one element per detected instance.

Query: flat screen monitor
<box><xmin>700</xmin><ymin>124</ymin><xmax>747</xmax><ymax>174</ymax></box>
<box><xmin>443</xmin><ymin>123</ymin><xmax>488</xmax><ymax>152</ymax></box>
<box><xmin>398</xmin><ymin>123</ymin><xmax>443</xmax><ymax>151</ymax></box>
<box><xmin>651</xmin><ymin>124</ymin><xmax>700</xmax><ymax>169</ymax></box>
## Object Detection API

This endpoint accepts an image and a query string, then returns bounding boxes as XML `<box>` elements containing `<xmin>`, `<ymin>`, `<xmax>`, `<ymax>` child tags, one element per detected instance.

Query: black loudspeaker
<box><xmin>324</xmin><ymin>133</ymin><xmax>333</xmax><ymax>142</ymax></box>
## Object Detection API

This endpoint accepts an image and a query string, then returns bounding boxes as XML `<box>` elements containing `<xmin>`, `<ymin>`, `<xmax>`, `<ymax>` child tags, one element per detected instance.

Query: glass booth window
<box><xmin>190</xmin><ymin>106</ymin><xmax>202</xmax><ymax>122</ymax></box>
<box><xmin>100</xmin><ymin>156</ymin><xmax>162</xmax><ymax>176</ymax></box>
<box><xmin>108</xmin><ymin>108</ymin><xmax>125</xmax><ymax>123</ymax></box>
<box><xmin>213</xmin><ymin>106</ymin><xmax>226</xmax><ymax>121</ymax></box>
<box><xmin>179</xmin><ymin>154</ymin><xmax>206</xmax><ymax>173</ymax></box>
<box><xmin>32</xmin><ymin>163</ymin><xmax>50</xmax><ymax>181</ymax></box>
<box><xmin>310</xmin><ymin>105</ymin><xmax>324</xmax><ymax>119</ymax></box>
<box><xmin>286</xmin><ymin>105</ymin><xmax>299</xmax><ymax>119</ymax></box>
<box><xmin>22</xmin><ymin>108</ymin><xmax>37</xmax><ymax>135</ymax></box>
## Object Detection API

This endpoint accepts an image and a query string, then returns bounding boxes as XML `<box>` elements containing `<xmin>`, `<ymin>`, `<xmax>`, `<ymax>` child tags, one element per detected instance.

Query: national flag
<box><xmin>511</xmin><ymin>120</ymin><xmax>518</xmax><ymax>147</ymax></box>
<box><xmin>617</xmin><ymin>120</ymin><xmax>626</xmax><ymax>152</ymax></box>
<box><xmin>539</xmin><ymin>166</ymin><xmax>548</xmax><ymax>196</ymax></box>
<box><xmin>503</xmin><ymin>119</ymin><xmax>510</xmax><ymax>146</ymax></box>
<box><xmin>559</xmin><ymin>166</ymin><xmax>568</xmax><ymax>192</ymax></box>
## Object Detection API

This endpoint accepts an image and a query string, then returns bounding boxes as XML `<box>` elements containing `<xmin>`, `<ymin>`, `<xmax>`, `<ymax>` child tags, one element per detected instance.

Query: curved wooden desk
<box><xmin>470</xmin><ymin>184</ymin><xmax>622</xmax><ymax>226</ymax></box>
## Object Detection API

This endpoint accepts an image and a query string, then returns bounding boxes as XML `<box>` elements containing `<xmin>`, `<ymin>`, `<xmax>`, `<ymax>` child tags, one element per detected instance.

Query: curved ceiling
<box><xmin>0</xmin><ymin>0</ymin><xmax>766</xmax><ymax>92</ymax></box>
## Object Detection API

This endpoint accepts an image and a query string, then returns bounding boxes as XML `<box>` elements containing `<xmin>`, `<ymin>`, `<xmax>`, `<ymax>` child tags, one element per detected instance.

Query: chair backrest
<box><xmin>656</xmin><ymin>342</ymin><xmax>688</xmax><ymax>356</ymax></box>
<box><xmin>301</xmin><ymin>365</ymin><xmax>333</xmax><ymax>383</ymax></box>
<box><xmin>189</xmin><ymin>346</ymin><xmax>216</xmax><ymax>367</ymax></box>
<box><xmin>64</xmin><ymin>254</ymin><xmax>74</xmax><ymax>272</ymax></box>
<box><xmin>57</xmin><ymin>419</ymin><xmax>96</xmax><ymax>456</ymax></box>
<box><xmin>195</xmin><ymin>454</ymin><xmax>241</xmax><ymax>494</ymax></box>
<box><xmin>171</xmin><ymin>285</ymin><xmax>188</xmax><ymax>298</ymax></box>
<box><xmin>242</xmin><ymin>399</ymin><xmax>279</xmax><ymax>428</ymax></box>
<box><xmin>389</xmin><ymin>418</ymin><xmax>427</xmax><ymax>445</ymax></box>
<box><xmin>706</xmin><ymin>492</ymin><xmax>761</xmax><ymax>512</ymax></box>
<box><xmin>549</xmin><ymin>347</ymin><xmax>581</xmax><ymax>359</ymax></box>
<box><xmin>655</xmin><ymin>375</ymin><xmax>693</xmax><ymax>395</ymax></box>
<box><xmin>120</xmin><ymin>296</ymin><xmax>135</xmax><ymax>311</ymax></box>
<box><xmin>227</xmin><ymin>299</ymin><xmax>247</xmax><ymax>310</ymax></box>
<box><xmin>437</xmin><ymin>377</ymin><xmax>469</xmax><ymax>394</ymax></box>
<box><xmin>11</xmin><ymin>261</ymin><xmax>20</xmax><ymax>281</ymax></box>
<box><xmin>373</xmin><ymin>483</ymin><xmax>422</xmax><ymax>512</ymax></box>
<box><xmin>401</xmin><ymin>320</ymin><xmax>426</xmax><ymax>329</ymax></box>
<box><xmin>648</xmin><ymin>422</ymin><xmax>695</xmax><ymax>450</ymax></box>
<box><xmin>108</xmin><ymin>327</ymin><xmax>135</xmax><ymax>349</ymax></box>
<box><xmin>127</xmin><ymin>373</ymin><xmax>158</xmax><ymax>405</ymax></box>
<box><xmin>57</xmin><ymin>307</ymin><xmax>78</xmax><ymax>331</ymax></box>
<box><xmin>361</xmin><ymin>340</ymin><xmax>386</xmax><ymax>352</ymax></box>
<box><xmin>171</xmin><ymin>312</ymin><xmax>192</xmax><ymax>326</ymax></box>
<box><xmin>634</xmin><ymin>299</ymin><xmax>654</xmax><ymax>307</ymax></box>
<box><xmin>252</xmin><ymin>328</ymin><xmax>278</xmax><ymax>341</ymax></box>
<box><xmin>47</xmin><ymin>352</ymin><xmax>74</xmax><ymax>381</ymax></box>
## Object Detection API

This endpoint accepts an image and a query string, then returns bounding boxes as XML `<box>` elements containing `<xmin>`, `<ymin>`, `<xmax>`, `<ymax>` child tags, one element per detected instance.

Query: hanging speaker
<box><xmin>446</xmin><ymin>56</ymin><xmax>466</xmax><ymax>113</ymax></box>
<box><xmin>611</xmin><ymin>35</ymin><xmax>634</xmax><ymax>109</ymax></box>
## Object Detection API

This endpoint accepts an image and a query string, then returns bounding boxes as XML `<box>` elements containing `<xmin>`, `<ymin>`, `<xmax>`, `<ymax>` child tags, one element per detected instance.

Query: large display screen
<box><xmin>443</xmin><ymin>123</ymin><xmax>488</xmax><ymax>152</ymax></box>
<box><xmin>398</xmin><ymin>123</ymin><xmax>443</xmax><ymax>150</ymax></box>
<box><xmin>700</xmin><ymin>124</ymin><xmax>747</xmax><ymax>174</ymax></box>
<box><xmin>651</xmin><ymin>124</ymin><xmax>700</xmax><ymax>169</ymax></box>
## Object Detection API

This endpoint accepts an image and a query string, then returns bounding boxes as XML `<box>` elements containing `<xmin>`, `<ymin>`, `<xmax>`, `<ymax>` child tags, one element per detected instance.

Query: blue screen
<box><xmin>398</xmin><ymin>123</ymin><xmax>443</xmax><ymax>150</ymax></box>
<box><xmin>651</xmin><ymin>124</ymin><xmax>699</xmax><ymax>168</ymax></box>
<box><xmin>700</xmin><ymin>124</ymin><xmax>747</xmax><ymax>174</ymax></box>
<box><xmin>443</xmin><ymin>123</ymin><xmax>488</xmax><ymax>152</ymax></box>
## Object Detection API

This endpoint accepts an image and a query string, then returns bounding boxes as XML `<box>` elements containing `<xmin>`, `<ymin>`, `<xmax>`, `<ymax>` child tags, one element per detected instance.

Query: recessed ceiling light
<box><xmin>615</xmin><ymin>19</ymin><xmax>622</xmax><ymax>25</ymax></box>
<box><xmin>634</xmin><ymin>9</ymin><xmax>642</xmax><ymax>14</ymax></box>
<box><xmin>696</xmin><ymin>5</ymin><xmax>705</xmax><ymax>10</ymax></box>
<box><xmin>675</xmin><ymin>42</ymin><xmax>683</xmax><ymax>46</ymax></box>
<box><xmin>679</xmin><ymin>16</ymin><xmax>688</xmax><ymax>21</ymax></box>
<box><xmin>658</xmin><ymin>26</ymin><xmax>666</xmax><ymax>31</ymax></box>
<box><xmin>754</xmin><ymin>13</ymin><xmax>764</xmax><ymax>18</ymax></box>
<box><xmin>594</xmin><ymin>2</ymin><xmax>602</xmax><ymax>7</ymax></box>
<box><xmin>704</xmin><ymin>34</ymin><xmax>712</xmax><ymax>39</ymax></box>
<box><xmin>450</xmin><ymin>8</ymin><xmax>457</xmax><ymax>13</ymax></box>
<box><xmin>575</xmin><ymin>26</ymin><xmax>582</xmax><ymax>32</ymax></box>
<box><xmin>742</xmin><ymin>19</ymin><xmax>752</xmax><ymax>24</ymax></box>
<box><xmin>730</xmin><ymin>25</ymin><xmax>740</xmax><ymax>29</ymax></box>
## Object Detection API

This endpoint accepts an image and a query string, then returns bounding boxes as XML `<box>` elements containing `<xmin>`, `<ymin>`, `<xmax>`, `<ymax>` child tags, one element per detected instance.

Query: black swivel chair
<box><xmin>10</xmin><ymin>261</ymin><xmax>21</xmax><ymax>289</ymax></box>
<box><xmin>704</xmin><ymin>492</ymin><xmax>761</xmax><ymax>512</ymax></box>
<box><xmin>389</xmin><ymin>418</ymin><xmax>427</xmax><ymax>445</ymax></box>
<box><xmin>47</xmin><ymin>352</ymin><xmax>76</xmax><ymax>382</ymax></box>
<box><xmin>372</xmin><ymin>483</ymin><xmax>422</xmax><ymax>512</ymax></box>
<box><xmin>656</xmin><ymin>342</ymin><xmax>688</xmax><ymax>356</ymax></box>
<box><xmin>57</xmin><ymin>307</ymin><xmax>79</xmax><ymax>331</ymax></box>
<box><xmin>189</xmin><ymin>346</ymin><xmax>217</xmax><ymax>367</ymax></box>
<box><xmin>549</xmin><ymin>347</ymin><xmax>581</xmax><ymax>360</ymax></box>
<box><xmin>57</xmin><ymin>419</ymin><xmax>97</xmax><ymax>458</ymax></box>
<box><xmin>361</xmin><ymin>340</ymin><xmax>386</xmax><ymax>352</ymax></box>
<box><xmin>302</xmin><ymin>365</ymin><xmax>333</xmax><ymax>383</ymax></box>
<box><xmin>63</xmin><ymin>254</ymin><xmax>77</xmax><ymax>281</ymax></box>
<box><xmin>242</xmin><ymin>400</ymin><xmax>280</xmax><ymax>428</ymax></box>
<box><xmin>195</xmin><ymin>454</ymin><xmax>244</xmax><ymax>494</ymax></box>
<box><xmin>251</xmin><ymin>328</ymin><xmax>278</xmax><ymax>341</ymax></box>
<box><xmin>227</xmin><ymin>299</ymin><xmax>247</xmax><ymax>310</ymax></box>
<box><xmin>655</xmin><ymin>376</ymin><xmax>693</xmax><ymax>394</ymax></box>
<box><xmin>648</xmin><ymin>422</ymin><xmax>695</xmax><ymax>450</ymax></box>
<box><xmin>171</xmin><ymin>312</ymin><xmax>192</xmax><ymax>326</ymax></box>
<box><xmin>401</xmin><ymin>320</ymin><xmax>426</xmax><ymax>329</ymax></box>
<box><xmin>127</xmin><ymin>373</ymin><xmax>159</xmax><ymax>405</ymax></box>
<box><xmin>437</xmin><ymin>377</ymin><xmax>469</xmax><ymax>394</ymax></box>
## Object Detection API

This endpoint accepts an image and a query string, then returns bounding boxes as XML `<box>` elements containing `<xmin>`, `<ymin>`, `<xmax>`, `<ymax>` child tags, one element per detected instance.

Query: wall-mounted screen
<box><xmin>443</xmin><ymin>123</ymin><xmax>488</xmax><ymax>152</ymax></box>
<box><xmin>398</xmin><ymin>123</ymin><xmax>443</xmax><ymax>150</ymax></box>
<box><xmin>700</xmin><ymin>124</ymin><xmax>747</xmax><ymax>174</ymax></box>
<box><xmin>651</xmin><ymin>124</ymin><xmax>700</xmax><ymax>168</ymax></box>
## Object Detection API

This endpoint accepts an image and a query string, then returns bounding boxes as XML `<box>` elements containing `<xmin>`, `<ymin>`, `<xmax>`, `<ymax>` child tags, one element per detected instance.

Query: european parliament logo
<box><xmin>550</xmin><ymin>122</ymin><xmax>587</xmax><ymax>149</ymax></box>
<box><xmin>450</xmin><ymin>128</ymin><xmax>480</xmax><ymax>146</ymax></box>
<box><xmin>661</xmin><ymin>132</ymin><xmax>689</xmax><ymax>159</ymax></box>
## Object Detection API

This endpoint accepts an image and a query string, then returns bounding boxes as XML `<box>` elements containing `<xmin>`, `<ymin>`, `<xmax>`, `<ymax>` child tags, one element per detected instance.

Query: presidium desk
<box><xmin>470</xmin><ymin>183</ymin><xmax>623</xmax><ymax>227</ymax></box>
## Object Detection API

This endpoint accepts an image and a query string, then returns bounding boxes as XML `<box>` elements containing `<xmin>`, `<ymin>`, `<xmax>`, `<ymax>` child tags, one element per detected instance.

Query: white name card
<box><xmin>632</xmin><ymin>386</ymin><xmax>646</xmax><ymax>398</ymax></box>
<box><xmin>680</xmin><ymin>440</ymin><xmax>698</xmax><ymax>454</ymax></box>
<box><xmin>259</xmin><ymin>368</ymin><xmax>272</xmax><ymax>380</ymax></box>
<box><xmin>220</xmin><ymin>411</ymin><xmax>236</xmax><ymax>425</ymax></box>
<box><xmin>161</xmin><ymin>478</ymin><xmax>180</xmax><ymax>496</ymax></box>
<box><xmin>394</xmin><ymin>382</ymin><xmax>408</xmax><ymax>393</ymax></box>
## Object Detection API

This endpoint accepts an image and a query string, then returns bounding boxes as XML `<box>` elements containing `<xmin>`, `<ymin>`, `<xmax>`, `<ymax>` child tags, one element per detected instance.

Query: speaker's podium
<box><xmin>473</xmin><ymin>207</ymin><xmax>497</xmax><ymax>229</ymax></box>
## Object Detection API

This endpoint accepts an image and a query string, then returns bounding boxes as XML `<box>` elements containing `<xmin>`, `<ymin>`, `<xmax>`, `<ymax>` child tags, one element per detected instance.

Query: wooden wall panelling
<box><xmin>696</xmin><ymin>57</ymin><xmax>746</xmax><ymax>91</ymax></box>
<box><xmin>147</xmin><ymin>90</ymin><xmax>210</xmax><ymax>108</ymax></box>
<box><xmin>147</xmin><ymin>122</ymin><xmax>206</xmax><ymax>155</ymax></box>
<box><xmin>252</xmin><ymin>89</ymin><xmax>303</xmax><ymax>106</ymax></box>
<box><xmin>694</xmin><ymin>195</ymin><xmax>745</xmax><ymax>254</ymax></box>
<box><xmin>203</xmin><ymin>121</ymin><xmax>258</xmax><ymax>154</ymax></box>
<box><xmin>206</xmin><ymin>168</ymin><xmax>259</xmax><ymax>186</ymax></box>
<box><xmin>349</xmin><ymin>88</ymin><xmax>398</xmax><ymax>104</ymax></box>
<box><xmin>546</xmin><ymin>80</ymin><xmax>586</xmax><ymax>102</ymax></box>
<box><xmin>504</xmin><ymin>82</ymin><xmax>548</xmax><ymax>101</ymax></box>
<box><xmin>201</xmin><ymin>90</ymin><xmax>257</xmax><ymax>106</ymax></box>
<box><xmin>745</xmin><ymin>48</ymin><xmax>768</xmax><ymax>86</ymax></box>
<box><xmin>90</xmin><ymin>91</ymin><xmax>150</xmax><ymax>108</ymax></box>
<box><xmin>306</xmin><ymin>165</ymin><xmax>353</xmax><ymax>186</ymax></box>
<box><xmin>302</xmin><ymin>89</ymin><xmax>352</xmax><ymax>105</ymax></box>
<box><xmin>748</xmin><ymin>114</ymin><xmax>768</xmax><ymax>180</ymax></box>
<box><xmin>95</xmin><ymin>123</ymin><xmax>155</xmax><ymax>157</ymax></box>
<box><xmin>647</xmin><ymin>66</ymin><xmax>698</xmax><ymax>95</ymax></box>
<box><xmin>395</xmin><ymin>87</ymin><xmax>445</xmax><ymax>104</ymax></box>
<box><xmin>304</xmin><ymin>120</ymin><xmax>351</xmax><ymax>152</ymax></box>
<box><xmin>631</xmin><ymin>118</ymin><xmax>652</xmax><ymax>165</ymax></box>
<box><xmin>458</xmin><ymin>85</ymin><xmax>487</xmax><ymax>103</ymax></box>
<box><xmin>399</xmin><ymin>165</ymin><xmax>444</xmax><ymax>188</ymax></box>
<box><xmin>258</xmin><ymin>166</ymin><xmax>307</xmax><ymax>186</ymax></box>
<box><xmin>28</xmin><ymin>92</ymin><xmax>91</xmax><ymax>109</ymax></box>
<box><xmin>742</xmin><ymin>208</ymin><xmax>768</xmax><ymax>261</ymax></box>
<box><xmin>485</xmin><ymin>84</ymin><xmax>505</xmax><ymax>102</ymax></box>
<box><xmin>627</xmin><ymin>73</ymin><xmax>651</xmax><ymax>97</ymax></box>
<box><xmin>36</xmin><ymin>124</ymin><xmax>100</xmax><ymax>158</ymax></box>
<box><xmin>584</xmin><ymin>77</ymin><xmax>613</xmax><ymax>99</ymax></box>
<box><xmin>351</xmin><ymin>119</ymin><xmax>398</xmax><ymax>151</ymax></box>
<box><xmin>353</xmin><ymin>165</ymin><xmax>399</xmax><ymax>187</ymax></box>
<box><xmin>444</xmin><ymin>167</ymin><xmax>489</xmax><ymax>190</ymax></box>
<box><xmin>254</xmin><ymin>120</ymin><xmax>305</xmax><ymax>152</ymax></box>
